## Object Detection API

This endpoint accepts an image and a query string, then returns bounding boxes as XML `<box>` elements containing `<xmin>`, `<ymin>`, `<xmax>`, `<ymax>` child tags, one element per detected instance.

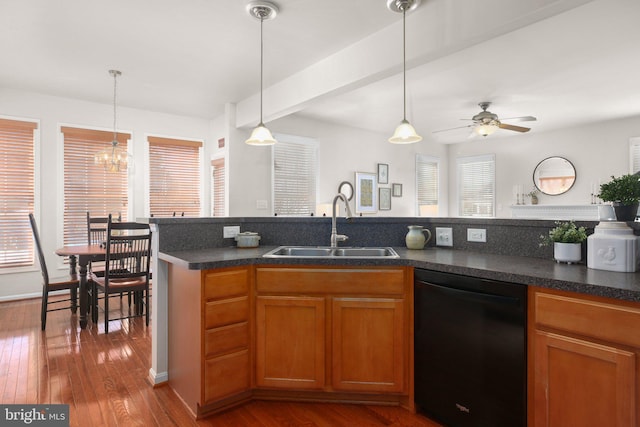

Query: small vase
<box><xmin>531</xmin><ymin>194</ymin><xmax>538</xmax><ymax>205</ymax></box>
<box><xmin>554</xmin><ymin>242</ymin><xmax>582</xmax><ymax>264</ymax></box>
<box><xmin>406</xmin><ymin>225</ymin><xmax>432</xmax><ymax>250</ymax></box>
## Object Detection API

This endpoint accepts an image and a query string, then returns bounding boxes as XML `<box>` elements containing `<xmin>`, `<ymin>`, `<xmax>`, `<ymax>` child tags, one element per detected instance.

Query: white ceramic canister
<box><xmin>235</xmin><ymin>231</ymin><xmax>261</xmax><ymax>248</ymax></box>
<box><xmin>405</xmin><ymin>225</ymin><xmax>432</xmax><ymax>250</ymax></box>
<box><xmin>587</xmin><ymin>221</ymin><xmax>640</xmax><ymax>272</ymax></box>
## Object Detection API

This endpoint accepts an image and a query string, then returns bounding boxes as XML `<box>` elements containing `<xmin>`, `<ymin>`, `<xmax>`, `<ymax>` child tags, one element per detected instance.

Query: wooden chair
<box><xmin>90</xmin><ymin>218</ymin><xmax>152</xmax><ymax>333</ymax></box>
<box><xmin>29</xmin><ymin>213</ymin><xmax>79</xmax><ymax>330</ymax></box>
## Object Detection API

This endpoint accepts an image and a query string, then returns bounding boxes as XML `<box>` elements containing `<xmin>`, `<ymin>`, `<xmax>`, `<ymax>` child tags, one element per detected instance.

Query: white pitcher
<box><xmin>406</xmin><ymin>225</ymin><xmax>432</xmax><ymax>250</ymax></box>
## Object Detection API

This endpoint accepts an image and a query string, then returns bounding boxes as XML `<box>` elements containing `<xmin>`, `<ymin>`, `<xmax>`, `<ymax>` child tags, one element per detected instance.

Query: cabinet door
<box><xmin>534</xmin><ymin>330</ymin><xmax>636</xmax><ymax>427</ymax></box>
<box><xmin>332</xmin><ymin>297</ymin><xmax>405</xmax><ymax>393</ymax></box>
<box><xmin>256</xmin><ymin>295</ymin><xmax>325</xmax><ymax>389</ymax></box>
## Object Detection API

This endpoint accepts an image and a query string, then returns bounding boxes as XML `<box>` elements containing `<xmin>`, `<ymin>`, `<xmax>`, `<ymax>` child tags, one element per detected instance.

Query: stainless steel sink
<box><xmin>263</xmin><ymin>246</ymin><xmax>399</xmax><ymax>259</ymax></box>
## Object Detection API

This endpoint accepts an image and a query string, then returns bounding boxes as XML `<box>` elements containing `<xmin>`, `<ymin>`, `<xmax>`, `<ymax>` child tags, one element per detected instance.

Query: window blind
<box><xmin>62</xmin><ymin>127</ymin><xmax>129</xmax><ymax>247</ymax></box>
<box><xmin>457</xmin><ymin>154</ymin><xmax>495</xmax><ymax>217</ymax></box>
<box><xmin>273</xmin><ymin>138</ymin><xmax>318</xmax><ymax>216</ymax></box>
<box><xmin>211</xmin><ymin>158</ymin><xmax>225</xmax><ymax>216</ymax></box>
<box><xmin>416</xmin><ymin>154</ymin><xmax>439</xmax><ymax>216</ymax></box>
<box><xmin>630</xmin><ymin>137</ymin><xmax>640</xmax><ymax>174</ymax></box>
<box><xmin>0</xmin><ymin>119</ymin><xmax>37</xmax><ymax>268</ymax></box>
<box><xmin>148</xmin><ymin>136</ymin><xmax>202</xmax><ymax>217</ymax></box>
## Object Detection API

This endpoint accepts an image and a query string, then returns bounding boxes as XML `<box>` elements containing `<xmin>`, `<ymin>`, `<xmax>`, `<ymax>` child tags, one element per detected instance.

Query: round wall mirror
<box><xmin>338</xmin><ymin>181</ymin><xmax>354</xmax><ymax>201</ymax></box>
<box><xmin>533</xmin><ymin>157</ymin><xmax>576</xmax><ymax>195</ymax></box>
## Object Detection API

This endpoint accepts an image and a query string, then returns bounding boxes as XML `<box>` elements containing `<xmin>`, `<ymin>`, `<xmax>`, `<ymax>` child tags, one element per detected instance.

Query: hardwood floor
<box><xmin>0</xmin><ymin>296</ymin><xmax>440</xmax><ymax>426</ymax></box>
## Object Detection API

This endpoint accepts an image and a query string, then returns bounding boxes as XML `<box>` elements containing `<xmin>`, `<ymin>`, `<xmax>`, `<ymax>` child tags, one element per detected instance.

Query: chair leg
<box><xmin>70</xmin><ymin>286</ymin><xmax>78</xmax><ymax>314</ymax></box>
<box><xmin>145</xmin><ymin>289</ymin><xmax>149</xmax><ymax>326</ymax></box>
<box><xmin>104</xmin><ymin>290</ymin><xmax>109</xmax><ymax>334</ymax></box>
<box><xmin>92</xmin><ymin>282</ymin><xmax>99</xmax><ymax>324</ymax></box>
<box><xmin>41</xmin><ymin>287</ymin><xmax>48</xmax><ymax>331</ymax></box>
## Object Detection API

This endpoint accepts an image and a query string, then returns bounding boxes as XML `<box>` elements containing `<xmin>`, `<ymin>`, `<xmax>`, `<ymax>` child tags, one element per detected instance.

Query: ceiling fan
<box><xmin>434</xmin><ymin>102</ymin><xmax>537</xmax><ymax>137</ymax></box>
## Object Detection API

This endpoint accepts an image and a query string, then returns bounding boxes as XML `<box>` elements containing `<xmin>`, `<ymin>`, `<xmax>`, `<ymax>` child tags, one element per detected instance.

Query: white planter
<box><xmin>554</xmin><ymin>242</ymin><xmax>582</xmax><ymax>264</ymax></box>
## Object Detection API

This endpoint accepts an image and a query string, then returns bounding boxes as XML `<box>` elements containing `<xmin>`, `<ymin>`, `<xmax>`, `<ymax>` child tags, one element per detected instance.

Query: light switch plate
<box><xmin>436</xmin><ymin>227</ymin><xmax>453</xmax><ymax>247</ymax></box>
<box><xmin>223</xmin><ymin>225</ymin><xmax>240</xmax><ymax>239</ymax></box>
<box><xmin>467</xmin><ymin>228</ymin><xmax>487</xmax><ymax>243</ymax></box>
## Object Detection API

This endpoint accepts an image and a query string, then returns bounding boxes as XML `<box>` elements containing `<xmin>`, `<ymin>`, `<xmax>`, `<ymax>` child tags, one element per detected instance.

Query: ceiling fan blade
<box><xmin>500</xmin><ymin>115</ymin><xmax>537</xmax><ymax>122</ymax></box>
<box><xmin>432</xmin><ymin>124</ymin><xmax>473</xmax><ymax>134</ymax></box>
<box><xmin>499</xmin><ymin>123</ymin><xmax>531</xmax><ymax>132</ymax></box>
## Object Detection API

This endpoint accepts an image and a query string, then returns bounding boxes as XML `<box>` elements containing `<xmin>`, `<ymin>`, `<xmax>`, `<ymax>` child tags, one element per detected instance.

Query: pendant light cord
<box><xmin>402</xmin><ymin>7</ymin><xmax>407</xmax><ymax>121</ymax></box>
<box><xmin>259</xmin><ymin>15</ymin><xmax>264</xmax><ymax>125</ymax></box>
<box><xmin>112</xmin><ymin>71</ymin><xmax>118</xmax><ymax>146</ymax></box>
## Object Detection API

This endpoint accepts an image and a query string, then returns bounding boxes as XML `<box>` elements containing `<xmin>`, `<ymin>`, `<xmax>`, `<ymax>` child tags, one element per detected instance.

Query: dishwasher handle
<box><xmin>415</xmin><ymin>280</ymin><xmax>523</xmax><ymax>307</ymax></box>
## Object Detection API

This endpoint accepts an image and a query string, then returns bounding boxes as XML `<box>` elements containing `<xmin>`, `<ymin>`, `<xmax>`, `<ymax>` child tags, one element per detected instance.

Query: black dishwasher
<box><xmin>414</xmin><ymin>269</ymin><xmax>526</xmax><ymax>427</ymax></box>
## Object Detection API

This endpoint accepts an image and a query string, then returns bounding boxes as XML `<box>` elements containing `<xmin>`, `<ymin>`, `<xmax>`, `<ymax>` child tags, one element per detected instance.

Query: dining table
<box><xmin>55</xmin><ymin>244</ymin><xmax>106</xmax><ymax>329</ymax></box>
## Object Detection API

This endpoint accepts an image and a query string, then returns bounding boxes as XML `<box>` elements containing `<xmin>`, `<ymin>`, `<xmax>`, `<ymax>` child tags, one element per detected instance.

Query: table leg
<box><xmin>69</xmin><ymin>255</ymin><xmax>78</xmax><ymax>314</ymax></box>
<box><xmin>78</xmin><ymin>260</ymin><xmax>88</xmax><ymax>329</ymax></box>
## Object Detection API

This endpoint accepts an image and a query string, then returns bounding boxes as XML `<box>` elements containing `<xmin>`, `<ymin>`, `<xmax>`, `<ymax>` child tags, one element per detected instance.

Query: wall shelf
<box><xmin>510</xmin><ymin>204</ymin><xmax>614</xmax><ymax>221</ymax></box>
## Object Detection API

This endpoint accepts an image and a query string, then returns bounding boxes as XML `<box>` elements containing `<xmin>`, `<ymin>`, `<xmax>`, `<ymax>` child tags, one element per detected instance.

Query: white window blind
<box><xmin>148</xmin><ymin>136</ymin><xmax>202</xmax><ymax>217</ymax></box>
<box><xmin>273</xmin><ymin>137</ymin><xmax>318</xmax><ymax>216</ymax></box>
<box><xmin>416</xmin><ymin>154</ymin><xmax>439</xmax><ymax>216</ymax></box>
<box><xmin>630</xmin><ymin>137</ymin><xmax>640</xmax><ymax>173</ymax></box>
<box><xmin>0</xmin><ymin>119</ymin><xmax>37</xmax><ymax>268</ymax></box>
<box><xmin>457</xmin><ymin>154</ymin><xmax>495</xmax><ymax>217</ymax></box>
<box><xmin>62</xmin><ymin>126</ymin><xmax>129</xmax><ymax>247</ymax></box>
<box><xmin>211</xmin><ymin>158</ymin><xmax>225</xmax><ymax>216</ymax></box>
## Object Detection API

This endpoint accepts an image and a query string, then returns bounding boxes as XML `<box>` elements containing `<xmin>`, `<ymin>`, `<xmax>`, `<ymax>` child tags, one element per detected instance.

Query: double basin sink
<box><xmin>263</xmin><ymin>246</ymin><xmax>399</xmax><ymax>259</ymax></box>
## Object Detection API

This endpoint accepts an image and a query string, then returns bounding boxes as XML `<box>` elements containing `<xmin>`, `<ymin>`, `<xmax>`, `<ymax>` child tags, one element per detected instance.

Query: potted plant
<box><xmin>540</xmin><ymin>220</ymin><xmax>588</xmax><ymax>264</ymax></box>
<box><xmin>527</xmin><ymin>188</ymin><xmax>540</xmax><ymax>205</ymax></box>
<box><xmin>598</xmin><ymin>174</ymin><xmax>640</xmax><ymax>221</ymax></box>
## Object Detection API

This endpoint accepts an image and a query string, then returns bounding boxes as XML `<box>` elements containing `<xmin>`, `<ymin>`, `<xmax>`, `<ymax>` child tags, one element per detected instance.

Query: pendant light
<box><xmin>388</xmin><ymin>0</ymin><xmax>422</xmax><ymax>144</ymax></box>
<box><xmin>245</xmin><ymin>1</ymin><xmax>279</xmax><ymax>146</ymax></box>
<box><xmin>94</xmin><ymin>70</ymin><xmax>129</xmax><ymax>172</ymax></box>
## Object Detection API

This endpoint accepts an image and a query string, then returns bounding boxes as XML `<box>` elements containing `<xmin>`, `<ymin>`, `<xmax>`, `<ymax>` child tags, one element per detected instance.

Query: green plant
<box><xmin>539</xmin><ymin>221</ymin><xmax>587</xmax><ymax>246</ymax></box>
<box><xmin>598</xmin><ymin>174</ymin><xmax>640</xmax><ymax>205</ymax></box>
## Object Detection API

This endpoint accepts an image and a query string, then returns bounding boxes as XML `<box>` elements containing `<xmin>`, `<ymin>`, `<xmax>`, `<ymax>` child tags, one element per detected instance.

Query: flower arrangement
<box><xmin>539</xmin><ymin>221</ymin><xmax>587</xmax><ymax>246</ymax></box>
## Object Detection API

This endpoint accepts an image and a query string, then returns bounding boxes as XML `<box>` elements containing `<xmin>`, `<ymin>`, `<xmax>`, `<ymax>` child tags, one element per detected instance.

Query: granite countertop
<box><xmin>158</xmin><ymin>246</ymin><xmax>640</xmax><ymax>303</ymax></box>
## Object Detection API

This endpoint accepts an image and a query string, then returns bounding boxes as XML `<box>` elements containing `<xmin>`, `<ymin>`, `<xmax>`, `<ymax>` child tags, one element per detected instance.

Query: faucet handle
<box><xmin>336</xmin><ymin>234</ymin><xmax>349</xmax><ymax>242</ymax></box>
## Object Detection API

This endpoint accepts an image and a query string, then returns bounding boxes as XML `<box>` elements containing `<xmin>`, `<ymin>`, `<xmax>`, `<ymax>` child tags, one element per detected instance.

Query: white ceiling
<box><xmin>2</xmin><ymin>0</ymin><xmax>639</xmax><ymax>144</ymax></box>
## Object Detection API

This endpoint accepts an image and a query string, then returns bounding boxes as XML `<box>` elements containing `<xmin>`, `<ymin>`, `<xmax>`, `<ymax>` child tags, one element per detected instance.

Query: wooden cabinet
<box><xmin>530</xmin><ymin>287</ymin><xmax>640</xmax><ymax>426</ymax></box>
<box><xmin>202</xmin><ymin>268</ymin><xmax>251</xmax><ymax>405</ymax></box>
<box><xmin>167</xmin><ymin>265</ymin><xmax>251</xmax><ymax>418</ymax></box>
<box><xmin>256</xmin><ymin>295</ymin><xmax>325</xmax><ymax>389</ymax></box>
<box><xmin>332</xmin><ymin>297</ymin><xmax>404</xmax><ymax>392</ymax></box>
<box><xmin>255</xmin><ymin>266</ymin><xmax>411</xmax><ymax>398</ymax></box>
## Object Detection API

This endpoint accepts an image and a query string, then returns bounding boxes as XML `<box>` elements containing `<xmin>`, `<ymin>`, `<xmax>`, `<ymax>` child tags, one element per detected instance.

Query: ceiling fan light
<box><xmin>476</xmin><ymin>123</ymin><xmax>499</xmax><ymax>137</ymax></box>
<box><xmin>245</xmin><ymin>123</ymin><xmax>277</xmax><ymax>145</ymax></box>
<box><xmin>389</xmin><ymin>119</ymin><xmax>422</xmax><ymax>144</ymax></box>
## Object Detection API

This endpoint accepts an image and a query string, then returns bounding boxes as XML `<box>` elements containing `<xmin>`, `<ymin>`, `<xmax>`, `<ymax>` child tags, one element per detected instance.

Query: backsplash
<box><xmin>147</xmin><ymin>216</ymin><xmax>640</xmax><ymax>263</ymax></box>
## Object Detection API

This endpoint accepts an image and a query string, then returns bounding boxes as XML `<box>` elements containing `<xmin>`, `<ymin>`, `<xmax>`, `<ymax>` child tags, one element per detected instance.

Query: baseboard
<box><xmin>148</xmin><ymin>368</ymin><xmax>169</xmax><ymax>386</ymax></box>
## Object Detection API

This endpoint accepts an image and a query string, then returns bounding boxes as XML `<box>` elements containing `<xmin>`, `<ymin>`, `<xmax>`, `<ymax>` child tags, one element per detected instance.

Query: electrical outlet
<box><xmin>223</xmin><ymin>225</ymin><xmax>240</xmax><ymax>239</ymax></box>
<box><xmin>436</xmin><ymin>227</ymin><xmax>453</xmax><ymax>247</ymax></box>
<box><xmin>467</xmin><ymin>228</ymin><xmax>487</xmax><ymax>243</ymax></box>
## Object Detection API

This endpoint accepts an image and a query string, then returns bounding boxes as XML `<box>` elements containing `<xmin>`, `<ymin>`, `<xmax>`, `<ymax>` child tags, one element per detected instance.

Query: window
<box><xmin>148</xmin><ymin>136</ymin><xmax>202</xmax><ymax>217</ymax></box>
<box><xmin>273</xmin><ymin>135</ymin><xmax>318</xmax><ymax>216</ymax></box>
<box><xmin>416</xmin><ymin>154</ymin><xmax>439</xmax><ymax>216</ymax></box>
<box><xmin>211</xmin><ymin>158</ymin><xmax>225</xmax><ymax>216</ymax></box>
<box><xmin>630</xmin><ymin>137</ymin><xmax>640</xmax><ymax>174</ymax></box>
<box><xmin>457</xmin><ymin>154</ymin><xmax>495</xmax><ymax>217</ymax></box>
<box><xmin>0</xmin><ymin>118</ymin><xmax>37</xmax><ymax>269</ymax></box>
<box><xmin>62</xmin><ymin>126</ymin><xmax>129</xmax><ymax>247</ymax></box>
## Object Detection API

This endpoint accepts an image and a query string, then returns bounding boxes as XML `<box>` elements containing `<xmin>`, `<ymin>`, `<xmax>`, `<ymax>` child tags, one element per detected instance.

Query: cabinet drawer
<box><xmin>205</xmin><ymin>296</ymin><xmax>249</xmax><ymax>329</ymax></box>
<box><xmin>256</xmin><ymin>267</ymin><xmax>406</xmax><ymax>295</ymax></box>
<box><xmin>204</xmin><ymin>349</ymin><xmax>250</xmax><ymax>403</ymax></box>
<box><xmin>204</xmin><ymin>269</ymin><xmax>249</xmax><ymax>300</ymax></box>
<box><xmin>534</xmin><ymin>291</ymin><xmax>640</xmax><ymax>348</ymax></box>
<box><xmin>205</xmin><ymin>322</ymin><xmax>249</xmax><ymax>359</ymax></box>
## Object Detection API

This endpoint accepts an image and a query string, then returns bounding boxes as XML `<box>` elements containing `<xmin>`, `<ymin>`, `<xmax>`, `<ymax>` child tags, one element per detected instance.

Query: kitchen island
<box><xmin>147</xmin><ymin>217</ymin><xmax>640</xmax><ymax>425</ymax></box>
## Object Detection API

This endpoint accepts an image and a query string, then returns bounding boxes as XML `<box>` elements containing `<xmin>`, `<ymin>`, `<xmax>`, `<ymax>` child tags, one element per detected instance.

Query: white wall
<box><xmin>268</xmin><ymin>114</ymin><xmax>449</xmax><ymax>217</ymax></box>
<box><xmin>0</xmin><ymin>88</ymin><xmax>211</xmax><ymax>301</ymax></box>
<box><xmin>447</xmin><ymin>115</ymin><xmax>640</xmax><ymax>217</ymax></box>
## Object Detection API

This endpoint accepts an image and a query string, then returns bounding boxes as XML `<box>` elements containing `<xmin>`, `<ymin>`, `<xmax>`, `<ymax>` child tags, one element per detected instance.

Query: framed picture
<box><xmin>377</xmin><ymin>163</ymin><xmax>389</xmax><ymax>184</ymax></box>
<box><xmin>379</xmin><ymin>187</ymin><xmax>391</xmax><ymax>210</ymax></box>
<box><xmin>392</xmin><ymin>183</ymin><xmax>403</xmax><ymax>197</ymax></box>
<box><xmin>355</xmin><ymin>172</ymin><xmax>377</xmax><ymax>214</ymax></box>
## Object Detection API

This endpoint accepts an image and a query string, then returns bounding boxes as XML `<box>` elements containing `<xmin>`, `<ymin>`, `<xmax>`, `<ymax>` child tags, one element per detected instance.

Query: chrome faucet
<box><xmin>331</xmin><ymin>193</ymin><xmax>353</xmax><ymax>248</ymax></box>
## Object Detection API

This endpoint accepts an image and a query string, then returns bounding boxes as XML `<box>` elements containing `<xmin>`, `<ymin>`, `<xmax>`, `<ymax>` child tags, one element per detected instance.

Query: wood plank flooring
<box><xmin>0</xmin><ymin>295</ymin><xmax>440</xmax><ymax>426</ymax></box>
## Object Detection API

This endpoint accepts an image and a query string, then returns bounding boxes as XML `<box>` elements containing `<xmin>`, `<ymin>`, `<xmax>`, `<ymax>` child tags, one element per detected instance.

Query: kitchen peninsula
<box><xmin>148</xmin><ymin>217</ymin><xmax>640</xmax><ymax>425</ymax></box>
